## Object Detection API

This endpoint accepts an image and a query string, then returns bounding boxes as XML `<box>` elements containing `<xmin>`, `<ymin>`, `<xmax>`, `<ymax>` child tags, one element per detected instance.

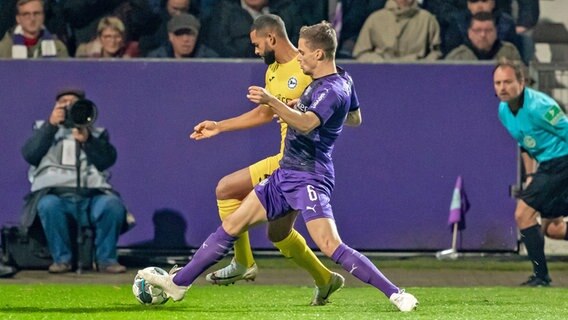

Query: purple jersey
<box><xmin>279</xmin><ymin>67</ymin><xmax>359</xmax><ymax>190</ymax></box>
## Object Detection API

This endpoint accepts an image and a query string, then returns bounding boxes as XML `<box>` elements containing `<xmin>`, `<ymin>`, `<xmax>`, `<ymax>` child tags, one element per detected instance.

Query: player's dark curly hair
<box><xmin>251</xmin><ymin>14</ymin><xmax>287</xmax><ymax>39</ymax></box>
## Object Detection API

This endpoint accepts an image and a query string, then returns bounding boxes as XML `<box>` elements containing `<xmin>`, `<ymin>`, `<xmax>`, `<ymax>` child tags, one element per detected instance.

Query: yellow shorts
<box><xmin>248</xmin><ymin>153</ymin><xmax>282</xmax><ymax>186</ymax></box>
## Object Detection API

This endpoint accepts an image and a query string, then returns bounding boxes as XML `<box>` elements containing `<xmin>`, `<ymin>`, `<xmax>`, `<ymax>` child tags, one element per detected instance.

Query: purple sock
<box><xmin>173</xmin><ymin>226</ymin><xmax>237</xmax><ymax>286</ymax></box>
<box><xmin>331</xmin><ymin>243</ymin><xmax>399</xmax><ymax>298</ymax></box>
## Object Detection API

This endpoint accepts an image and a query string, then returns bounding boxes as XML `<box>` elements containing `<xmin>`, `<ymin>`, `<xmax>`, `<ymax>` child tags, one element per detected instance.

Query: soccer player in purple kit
<box><xmin>139</xmin><ymin>21</ymin><xmax>418</xmax><ymax>312</ymax></box>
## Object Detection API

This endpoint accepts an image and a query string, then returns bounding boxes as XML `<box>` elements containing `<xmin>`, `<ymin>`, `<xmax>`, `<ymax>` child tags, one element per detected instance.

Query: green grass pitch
<box><xmin>1</xmin><ymin>257</ymin><xmax>568</xmax><ymax>319</ymax></box>
<box><xmin>1</xmin><ymin>283</ymin><xmax>568</xmax><ymax>319</ymax></box>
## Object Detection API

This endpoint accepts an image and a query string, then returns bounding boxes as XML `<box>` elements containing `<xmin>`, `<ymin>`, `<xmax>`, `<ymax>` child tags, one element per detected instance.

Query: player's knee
<box><xmin>316</xmin><ymin>238</ymin><xmax>341</xmax><ymax>257</ymax></box>
<box><xmin>216</xmin><ymin>176</ymin><xmax>250</xmax><ymax>200</ymax></box>
<box><xmin>221</xmin><ymin>219</ymin><xmax>242</xmax><ymax>237</ymax></box>
<box><xmin>215</xmin><ymin>178</ymin><xmax>231</xmax><ymax>199</ymax></box>
<box><xmin>544</xmin><ymin>222</ymin><xmax>566</xmax><ymax>239</ymax></box>
<box><xmin>514</xmin><ymin>209</ymin><xmax>537</xmax><ymax>229</ymax></box>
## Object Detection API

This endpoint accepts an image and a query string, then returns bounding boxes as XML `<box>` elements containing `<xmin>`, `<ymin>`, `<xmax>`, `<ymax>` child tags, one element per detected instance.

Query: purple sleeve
<box><xmin>350</xmin><ymin>84</ymin><xmax>360</xmax><ymax>111</ymax></box>
<box><xmin>308</xmin><ymin>85</ymin><xmax>340</xmax><ymax>125</ymax></box>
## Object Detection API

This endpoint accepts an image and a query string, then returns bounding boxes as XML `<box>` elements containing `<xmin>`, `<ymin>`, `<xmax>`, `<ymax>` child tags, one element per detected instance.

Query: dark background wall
<box><xmin>0</xmin><ymin>60</ymin><xmax>518</xmax><ymax>251</ymax></box>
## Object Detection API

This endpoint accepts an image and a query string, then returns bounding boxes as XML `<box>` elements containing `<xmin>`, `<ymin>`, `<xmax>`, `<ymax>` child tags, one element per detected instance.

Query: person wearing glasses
<box><xmin>0</xmin><ymin>0</ymin><xmax>68</xmax><ymax>58</ymax></box>
<box><xmin>446</xmin><ymin>11</ymin><xmax>521</xmax><ymax>62</ymax></box>
<box><xmin>443</xmin><ymin>0</ymin><xmax>518</xmax><ymax>57</ymax></box>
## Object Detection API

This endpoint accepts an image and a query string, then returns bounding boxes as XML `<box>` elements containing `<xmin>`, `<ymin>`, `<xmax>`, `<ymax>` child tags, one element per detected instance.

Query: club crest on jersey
<box><xmin>287</xmin><ymin>77</ymin><xmax>298</xmax><ymax>89</ymax></box>
<box><xmin>523</xmin><ymin>136</ymin><xmax>536</xmax><ymax>148</ymax></box>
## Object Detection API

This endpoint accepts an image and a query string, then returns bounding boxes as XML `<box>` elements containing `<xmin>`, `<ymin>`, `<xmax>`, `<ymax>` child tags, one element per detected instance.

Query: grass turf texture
<box><xmin>2</xmin><ymin>257</ymin><xmax>568</xmax><ymax>319</ymax></box>
<box><xmin>1</xmin><ymin>285</ymin><xmax>568</xmax><ymax>320</ymax></box>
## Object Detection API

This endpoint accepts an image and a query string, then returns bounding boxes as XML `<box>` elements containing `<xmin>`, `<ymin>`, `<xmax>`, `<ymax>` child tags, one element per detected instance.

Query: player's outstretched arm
<box><xmin>247</xmin><ymin>86</ymin><xmax>320</xmax><ymax>134</ymax></box>
<box><xmin>189</xmin><ymin>105</ymin><xmax>275</xmax><ymax>140</ymax></box>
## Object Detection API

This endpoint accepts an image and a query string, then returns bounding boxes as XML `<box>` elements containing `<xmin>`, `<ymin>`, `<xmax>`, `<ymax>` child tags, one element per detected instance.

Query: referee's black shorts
<box><xmin>519</xmin><ymin>154</ymin><xmax>568</xmax><ymax>219</ymax></box>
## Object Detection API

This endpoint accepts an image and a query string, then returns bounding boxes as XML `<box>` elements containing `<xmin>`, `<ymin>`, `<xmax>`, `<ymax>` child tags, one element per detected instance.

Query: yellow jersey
<box><xmin>264</xmin><ymin>56</ymin><xmax>312</xmax><ymax>154</ymax></box>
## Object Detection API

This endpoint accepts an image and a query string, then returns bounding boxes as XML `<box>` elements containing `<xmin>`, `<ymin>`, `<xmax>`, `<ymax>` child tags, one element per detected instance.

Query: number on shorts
<box><xmin>306</xmin><ymin>185</ymin><xmax>318</xmax><ymax>201</ymax></box>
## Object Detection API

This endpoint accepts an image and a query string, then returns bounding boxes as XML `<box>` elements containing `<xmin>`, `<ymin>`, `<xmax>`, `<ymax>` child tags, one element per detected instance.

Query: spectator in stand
<box><xmin>138</xmin><ymin>0</ymin><xmax>201</xmax><ymax>56</ymax></box>
<box><xmin>0</xmin><ymin>0</ymin><xmax>16</xmax><ymax>37</ymax></box>
<box><xmin>422</xmin><ymin>0</ymin><xmax>464</xmax><ymax>53</ymax></box>
<box><xmin>297</xmin><ymin>0</ymin><xmax>387</xmax><ymax>59</ymax></box>
<box><xmin>199</xmin><ymin>0</ymin><xmax>222</xmax><ymax>21</ymax></box>
<box><xmin>75</xmin><ymin>16</ymin><xmax>138</xmax><ymax>58</ymax></box>
<box><xmin>62</xmin><ymin>0</ymin><xmax>159</xmax><ymax>53</ymax></box>
<box><xmin>443</xmin><ymin>0</ymin><xmax>519</xmax><ymax>59</ymax></box>
<box><xmin>147</xmin><ymin>13</ymin><xmax>218</xmax><ymax>58</ymax></box>
<box><xmin>446</xmin><ymin>11</ymin><xmax>521</xmax><ymax>62</ymax></box>
<box><xmin>200</xmin><ymin>0</ymin><xmax>303</xmax><ymax>58</ymax></box>
<box><xmin>352</xmin><ymin>0</ymin><xmax>441</xmax><ymax>62</ymax></box>
<box><xmin>496</xmin><ymin>0</ymin><xmax>539</xmax><ymax>64</ymax></box>
<box><xmin>0</xmin><ymin>0</ymin><xmax>75</xmax><ymax>54</ymax></box>
<box><xmin>0</xmin><ymin>0</ymin><xmax>68</xmax><ymax>58</ymax></box>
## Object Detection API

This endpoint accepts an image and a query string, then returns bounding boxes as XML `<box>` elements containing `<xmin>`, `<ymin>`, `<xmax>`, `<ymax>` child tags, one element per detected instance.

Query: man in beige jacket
<box><xmin>353</xmin><ymin>0</ymin><xmax>441</xmax><ymax>62</ymax></box>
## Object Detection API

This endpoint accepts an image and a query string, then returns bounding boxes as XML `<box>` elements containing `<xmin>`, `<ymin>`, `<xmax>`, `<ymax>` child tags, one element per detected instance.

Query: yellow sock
<box><xmin>273</xmin><ymin>229</ymin><xmax>331</xmax><ymax>287</ymax></box>
<box><xmin>217</xmin><ymin>198</ymin><xmax>255</xmax><ymax>267</ymax></box>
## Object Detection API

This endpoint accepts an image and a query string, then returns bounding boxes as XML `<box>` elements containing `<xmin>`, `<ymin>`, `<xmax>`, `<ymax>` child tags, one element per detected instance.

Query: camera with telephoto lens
<box><xmin>63</xmin><ymin>99</ymin><xmax>98</xmax><ymax>129</ymax></box>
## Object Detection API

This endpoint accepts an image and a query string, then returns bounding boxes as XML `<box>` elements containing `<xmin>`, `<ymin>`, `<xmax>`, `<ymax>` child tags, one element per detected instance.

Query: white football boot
<box><xmin>389</xmin><ymin>289</ymin><xmax>418</xmax><ymax>312</ymax></box>
<box><xmin>205</xmin><ymin>258</ymin><xmax>258</xmax><ymax>285</ymax></box>
<box><xmin>310</xmin><ymin>272</ymin><xmax>345</xmax><ymax>306</ymax></box>
<box><xmin>137</xmin><ymin>265</ymin><xmax>189</xmax><ymax>302</ymax></box>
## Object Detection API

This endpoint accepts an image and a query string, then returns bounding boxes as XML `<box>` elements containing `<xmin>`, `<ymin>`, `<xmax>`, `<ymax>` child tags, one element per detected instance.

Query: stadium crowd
<box><xmin>0</xmin><ymin>0</ymin><xmax>539</xmax><ymax>64</ymax></box>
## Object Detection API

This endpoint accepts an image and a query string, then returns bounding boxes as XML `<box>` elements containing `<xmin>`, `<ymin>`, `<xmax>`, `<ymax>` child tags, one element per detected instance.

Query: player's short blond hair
<box><xmin>299</xmin><ymin>21</ymin><xmax>337</xmax><ymax>60</ymax></box>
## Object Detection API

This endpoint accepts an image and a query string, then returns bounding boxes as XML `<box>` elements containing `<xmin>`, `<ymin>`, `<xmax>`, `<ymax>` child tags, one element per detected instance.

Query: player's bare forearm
<box><xmin>267</xmin><ymin>97</ymin><xmax>319</xmax><ymax>134</ymax></box>
<box><xmin>247</xmin><ymin>86</ymin><xmax>319</xmax><ymax>134</ymax></box>
<box><xmin>344</xmin><ymin>109</ymin><xmax>362</xmax><ymax>127</ymax></box>
<box><xmin>218</xmin><ymin>105</ymin><xmax>274</xmax><ymax>132</ymax></box>
<box><xmin>190</xmin><ymin>105</ymin><xmax>274</xmax><ymax>140</ymax></box>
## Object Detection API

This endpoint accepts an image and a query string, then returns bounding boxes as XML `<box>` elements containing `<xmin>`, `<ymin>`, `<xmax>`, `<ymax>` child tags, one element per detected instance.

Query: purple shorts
<box><xmin>254</xmin><ymin>168</ymin><xmax>334</xmax><ymax>222</ymax></box>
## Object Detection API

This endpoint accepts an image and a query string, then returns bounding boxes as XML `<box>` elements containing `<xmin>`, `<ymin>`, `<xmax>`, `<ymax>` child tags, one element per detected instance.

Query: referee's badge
<box><xmin>544</xmin><ymin>105</ymin><xmax>564</xmax><ymax>125</ymax></box>
<box><xmin>523</xmin><ymin>136</ymin><xmax>536</xmax><ymax>148</ymax></box>
<box><xmin>288</xmin><ymin>77</ymin><xmax>298</xmax><ymax>89</ymax></box>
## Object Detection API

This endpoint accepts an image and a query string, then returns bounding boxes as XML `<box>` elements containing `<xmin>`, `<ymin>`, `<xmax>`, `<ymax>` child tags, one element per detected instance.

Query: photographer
<box><xmin>21</xmin><ymin>88</ymin><xmax>128</xmax><ymax>274</ymax></box>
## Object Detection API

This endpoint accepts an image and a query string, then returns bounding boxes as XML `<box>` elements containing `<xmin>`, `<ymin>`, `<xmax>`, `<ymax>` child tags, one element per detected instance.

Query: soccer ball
<box><xmin>132</xmin><ymin>266</ymin><xmax>170</xmax><ymax>305</ymax></box>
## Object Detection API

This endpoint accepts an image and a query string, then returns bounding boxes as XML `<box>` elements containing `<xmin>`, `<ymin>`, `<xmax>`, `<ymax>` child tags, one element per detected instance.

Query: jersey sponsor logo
<box><xmin>544</xmin><ymin>105</ymin><xmax>564</xmax><ymax>125</ymax></box>
<box><xmin>275</xmin><ymin>93</ymin><xmax>293</xmax><ymax>105</ymax></box>
<box><xmin>268</xmin><ymin>76</ymin><xmax>275</xmax><ymax>82</ymax></box>
<box><xmin>523</xmin><ymin>135</ymin><xmax>536</xmax><ymax>148</ymax></box>
<box><xmin>305</xmin><ymin>205</ymin><xmax>316</xmax><ymax>212</ymax></box>
<box><xmin>287</xmin><ymin>77</ymin><xmax>298</xmax><ymax>89</ymax></box>
<box><xmin>312</xmin><ymin>89</ymin><xmax>328</xmax><ymax>108</ymax></box>
<box><xmin>296</xmin><ymin>102</ymin><xmax>308</xmax><ymax>112</ymax></box>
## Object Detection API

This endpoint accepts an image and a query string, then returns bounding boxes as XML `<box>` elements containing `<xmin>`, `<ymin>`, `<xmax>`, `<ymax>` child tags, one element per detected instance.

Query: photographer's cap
<box><xmin>55</xmin><ymin>88</ymin><xmax>85</xmax><ymax>101</ymax></box>
<box><xmin>167</xmin><ymin>13</ymin><xmax>200</xmax><ymax>34</ymax></box>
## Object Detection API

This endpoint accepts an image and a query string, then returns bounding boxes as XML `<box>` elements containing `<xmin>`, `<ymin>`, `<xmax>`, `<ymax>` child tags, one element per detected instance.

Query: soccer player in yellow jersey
<box><xmin>190</xmin><ymin>14</ymin><xmax>343</xmax><ymax>305</ymax></box>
